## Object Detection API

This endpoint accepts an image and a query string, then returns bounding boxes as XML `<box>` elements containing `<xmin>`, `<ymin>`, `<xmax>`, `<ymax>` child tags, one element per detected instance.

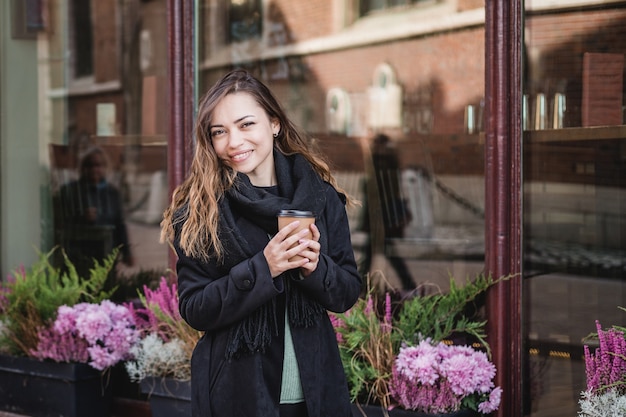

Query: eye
<box><xmin>241</xmin><ymin>121</ymin><xmax>255</xmax><ymax>128</ymax></box>
<box><xmin>210</xmin><ymin>128</ymin><xmax>226</xmax><ymax>138</ymax></box>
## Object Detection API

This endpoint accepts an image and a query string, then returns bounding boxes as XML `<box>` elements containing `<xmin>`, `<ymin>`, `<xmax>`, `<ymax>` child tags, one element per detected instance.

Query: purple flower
<box><xmin>131</xmin><ymin>277</ymin><xmax>183</xmax><ymax>341</ymax></box>
<box><xmin>382</xmin><ymin>293</ymin><xmax>392</xmax><ymax>334</ymax></box>
<box><xmin>389</xmin><ymin>340</ymin><xmax>501</xmax><ymax>414</ymax></box>
<box><xmin>329</xmin><ymin>314</ymin><xmax>345</xmax><ymax>343</ymax></box>
<box><xmin>31</xmin><ymin>300</ymin><xmax>139</xmax><ymax>371</ymax></box>
<box><xmin>478</xmin><ymin>386</ymin><xmax>502</xmax><ymax>413</ymax></box>
<box><xmin>583</xmin><ymin>320</ymin><xmax>626</xmax><ymax>395</ymax></box>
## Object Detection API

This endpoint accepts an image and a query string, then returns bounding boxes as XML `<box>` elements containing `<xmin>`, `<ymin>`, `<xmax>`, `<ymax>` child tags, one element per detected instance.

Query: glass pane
<box><xmin>44</xmin><ymin>1</ymin><xmax>170</xmax><ymax>296</ymax></box>
<box><xmin>523</xmin><ymin>3</ymin><xmax>626</xmax><ymax>415</ymax></box>
<box><xmin>198</xmin><ymin>1</ymin><xmax>485</xmax><ymax>294</ymax></box>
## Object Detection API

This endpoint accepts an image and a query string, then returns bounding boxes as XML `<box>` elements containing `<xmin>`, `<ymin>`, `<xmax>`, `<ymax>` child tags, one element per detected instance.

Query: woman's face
<box><xmin>209</xmin><ymin>92</ymin><xmax>280</xmax><ymax>187</ymax></box>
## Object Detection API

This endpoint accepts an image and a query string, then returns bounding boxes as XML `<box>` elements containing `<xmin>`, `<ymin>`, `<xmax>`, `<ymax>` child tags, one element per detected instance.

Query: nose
<box><xmin>227</xmin><ymin>129</ymin><xmax>244</xmax><ymax>149</ymax></box>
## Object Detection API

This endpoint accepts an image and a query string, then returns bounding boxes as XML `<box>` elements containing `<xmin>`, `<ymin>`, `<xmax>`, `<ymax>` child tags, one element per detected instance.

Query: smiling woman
<box><xmin>159</xmin><ymin>69</ymin><xmax>362</xmax><ymax>417</ymax></box>
<box><xmin>209</xmin><ymin>93</ymin><xmax>280</xmax><ymax>186</ymax></box>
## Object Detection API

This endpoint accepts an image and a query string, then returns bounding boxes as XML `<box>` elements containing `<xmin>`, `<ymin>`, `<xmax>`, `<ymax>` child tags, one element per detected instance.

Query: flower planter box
<box><xmin>0</xmin><ymin>355</ymin><xmax>111</xmax><ymax>417</ymax></box>
<box><xmin>140</xmin><ymin>377</ymin><xmax>191</xmax><ymax>417</ymax></box>
<box><xmin>352</xmin><ymin>403</ymin><xmax>479</xmax><ymax>417</ymax></box>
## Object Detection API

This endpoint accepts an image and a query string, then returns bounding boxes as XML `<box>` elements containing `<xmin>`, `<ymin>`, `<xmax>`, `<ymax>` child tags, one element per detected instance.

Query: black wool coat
<box><xmin>175</xmin><ymin>183</ymin><xmax>362</xmax><ymax>417</ymax></box>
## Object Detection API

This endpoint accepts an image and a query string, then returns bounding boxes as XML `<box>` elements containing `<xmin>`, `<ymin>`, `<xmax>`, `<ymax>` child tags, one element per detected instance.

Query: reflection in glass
<box><xmin>42</xmin><ymin>1</ymin><xmax>170</xmax><ymax>289</ymax></box>
<box><xmin>198</xmin><ymin>0</ymin><xmax>486</xmax><ymax>294</ymax></box>
<box><xmin>524</xmin><ymin>3</ymin><xmax>626</xmax><ymax>415</ymax></box>
<box><xmin>55</xmin><ymin>146</ymin><xmax>132</xmax><ymax>276</ymax></box>
<box><xmin>229</xmin><ymin>0</ymin><xmax>262</xmax><ymax>43</ymax></box>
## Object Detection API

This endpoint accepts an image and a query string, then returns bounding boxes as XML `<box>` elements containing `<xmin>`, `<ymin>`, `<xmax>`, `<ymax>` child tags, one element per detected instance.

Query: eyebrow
<box><xmin>210</xmin><ymin>114</ymin><xmax>255</xmax><ymax>129</ymax></box>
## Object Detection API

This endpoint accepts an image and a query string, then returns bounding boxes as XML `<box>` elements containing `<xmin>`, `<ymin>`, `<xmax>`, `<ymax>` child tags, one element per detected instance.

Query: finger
<box><xmin>277</xmin><ymin>229</ymin><xmax>309</xmax><ymax>256</ymax></box>
<box><xmin>274</xmin><ymin>220</ymin><xmax>302</xmax><ymax>240</ymax></box>
<box><xmin>285</xmin><ymin>239</ymin><xmax>310</xmax><ymax>260</ymax></box>
<box><xmin>309</xmin><ymin>223</ymin><xmax>320</xmax><ymax>241</ymax></box>
<box><xmin>297</xmin><ymin>237</ymin><xmax>320</xmax><ymax>256</ymax></box>
<box><xmin>299</xmin><ymin>257</ymin><xmax>318</xmax><ymax>276</ymax></box>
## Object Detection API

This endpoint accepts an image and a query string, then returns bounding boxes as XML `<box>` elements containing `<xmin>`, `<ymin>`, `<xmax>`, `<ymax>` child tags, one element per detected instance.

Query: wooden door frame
<box><xmin>484</xmin><ymin>0</ymin><xmax>524</xmax><ymax>416</ymax></box>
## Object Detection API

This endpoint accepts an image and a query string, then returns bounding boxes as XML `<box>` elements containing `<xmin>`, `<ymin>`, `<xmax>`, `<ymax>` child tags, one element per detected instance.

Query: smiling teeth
<box><xmin>232</xmin><ymin>151</ymin><xmax>251</xmax><ymax>161</ymax></box>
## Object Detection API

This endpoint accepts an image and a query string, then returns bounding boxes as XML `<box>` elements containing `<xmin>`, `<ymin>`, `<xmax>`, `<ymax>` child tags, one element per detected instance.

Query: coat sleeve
<box><xmin>175</xmin><ymin>240</ymin><xmax>284</xmax><ymax>332</ymax></box>
<box><xmin>293</xmin><ymin>186</ymin><xmax>362</xmax><ymax>313</ymax></box>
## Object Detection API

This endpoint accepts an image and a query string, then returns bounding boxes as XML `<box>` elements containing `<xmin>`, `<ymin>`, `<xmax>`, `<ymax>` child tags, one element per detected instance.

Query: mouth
<box><xmin>230</xmin><ymin>150</ymin><xmax>252</xmax><ymax>162</ymax></box>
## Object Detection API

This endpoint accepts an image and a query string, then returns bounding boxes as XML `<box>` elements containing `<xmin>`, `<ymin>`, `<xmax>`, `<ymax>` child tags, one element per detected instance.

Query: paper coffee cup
<box><xmin>277</xmin><ymin>210</ymin><xmax>315</xmax><ymax>262</ymax></box>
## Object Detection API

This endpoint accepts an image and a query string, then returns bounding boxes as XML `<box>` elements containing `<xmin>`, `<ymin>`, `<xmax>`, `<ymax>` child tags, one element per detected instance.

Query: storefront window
<box><xmin>360</xmin><ymin>0</ymin><xmax>439</xmax><ymax>16</ymax></box>
<box><xmin>198</xmin><ymin>0</ymin><xmax>486</xmax><ymax>293</ymax></box>
<box><xmin>43</xmin><ymin>0</ymin><xmax>170</xmax><ymax>288</ymax></box>
<box><xmin>229</xmin><ymin>0</ymin><xmax>263</xmax><ymax>42</ymax></box>
<box><xmin>70</xmin><ymin>0</ymin><xmax>93</xmax><ymax>78</ymax></box>
<box><xmin>523</xmin><ymin>1</ymin><xmax>626</xmax><ymax>415</ymax></box>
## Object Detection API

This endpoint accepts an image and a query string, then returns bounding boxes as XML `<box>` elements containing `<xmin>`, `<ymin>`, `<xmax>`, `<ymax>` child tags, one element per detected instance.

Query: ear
<box><xmin>271</xmin><ymin>120</ymin><xmax>280</xmax><ymax>136</ymax></box>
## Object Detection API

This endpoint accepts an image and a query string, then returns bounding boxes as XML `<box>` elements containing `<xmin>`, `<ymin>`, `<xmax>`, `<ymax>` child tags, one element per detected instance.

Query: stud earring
<box><xmin>273</xmin><ymin>133</ymin><xmax>278</xmax><ymax>138</ymax></box>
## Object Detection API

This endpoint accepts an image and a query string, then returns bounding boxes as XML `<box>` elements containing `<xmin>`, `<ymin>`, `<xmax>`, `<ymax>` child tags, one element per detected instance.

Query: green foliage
<box><xmin>0</xmin><ymin>247</ymin><xmax>118</xmax><ymax>356</ymax></box>
<box><xmin>334</xmin><ymin>290</ymin><xmax>394</xmax><ymax>408</ymax></box>
<box><xmin>394</xmin><ymin>273</ymin><xmax>506</xmax><ymax>354</ymax></box>
<box><xmin>331</xmin><ymin>272</ymin><xmax>513</xmax><ymax>408</ymax></box>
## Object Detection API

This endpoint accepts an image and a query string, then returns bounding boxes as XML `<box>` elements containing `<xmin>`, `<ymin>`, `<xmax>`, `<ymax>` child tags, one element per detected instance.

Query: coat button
<box><xmin>242</xmin><ymin>279</ymin><xmax>251</xmax><ymax>288</ymax></box>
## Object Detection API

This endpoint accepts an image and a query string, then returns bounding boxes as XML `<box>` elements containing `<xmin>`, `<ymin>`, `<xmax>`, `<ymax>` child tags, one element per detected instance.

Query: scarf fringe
<box><xmin>287</xmin><ymin>278</ymin><xmax>325</xmax><ymax>328</ymax></box>
<box><xmin>225</xmin><ymin>276</ymin><xmax>324</xmax><ymax>359</ymax></box>
<box><xmin>226</xmin><ymin>297</ymin><xmax>279</xmax><ymax>359</ymax></box>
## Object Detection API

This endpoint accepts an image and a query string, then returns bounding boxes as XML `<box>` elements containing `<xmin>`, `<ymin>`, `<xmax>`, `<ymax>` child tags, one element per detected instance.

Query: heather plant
<box><xmin>31</xmin><ymin>300</ymin><xmax>139</xmax><ymax>371</ymax></box>
<box><xmin>0</xmin><ymin>248</ymin><xmax>117</xmax><ymax>356</ymax></box>
<box><xmin>579</xmin><ymin>316</ymin><xmax>626</xmax><ymax>416</ymax></box>
<box><xmin>125</xmin><ymin>276</ymin><xmax>201</xmax><ymax>381</ymax></box>
<box><xmin>583</xmin><ymin>320</ymin><xmax>626</xmax><ymax>394</ymax></box>
<box><xmin>332</xmin><ymin>290</ymin><xmax>395</xmax><ymax>408</ymax></box>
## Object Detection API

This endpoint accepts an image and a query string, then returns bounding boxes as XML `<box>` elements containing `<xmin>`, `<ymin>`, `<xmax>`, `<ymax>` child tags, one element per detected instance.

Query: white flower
<box><xmin>125</xmin><ymin>334</ymin><xmax>190</xmax><ymax>382</ymax></box>
<box><xmin>579</xmin><ymin>390</ymin><xmax>626</xmax><ymax>417</ymax></box>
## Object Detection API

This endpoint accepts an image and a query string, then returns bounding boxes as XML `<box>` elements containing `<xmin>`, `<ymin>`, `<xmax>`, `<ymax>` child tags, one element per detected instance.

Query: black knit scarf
<box><xmin>219</xmin><ymin>151</ymin><xmax>327</xmax><ymax>358</ymax></box>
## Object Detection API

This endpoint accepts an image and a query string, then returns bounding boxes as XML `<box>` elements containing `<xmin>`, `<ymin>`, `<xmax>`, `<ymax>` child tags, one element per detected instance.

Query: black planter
<box><xmin>0</xmin><ymin>355</ymin><xmax>111</xmax><ymax>417</ymax></box>
<box><xmin>352</xmin><ymin>403</ymin><xmax>480</xmax><ymax>417</ymax></box>
<box><xmin>140</xmin><ymin>377</ymin><xmax>191</xmax><ymax>417</ymax></box>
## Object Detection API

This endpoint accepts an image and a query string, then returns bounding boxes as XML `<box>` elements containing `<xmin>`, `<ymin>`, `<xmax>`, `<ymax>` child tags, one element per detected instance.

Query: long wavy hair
<box><xmin>161</xmin><ymin>69</ymin><xmax>350</xmax><ymax>261</ymax></box>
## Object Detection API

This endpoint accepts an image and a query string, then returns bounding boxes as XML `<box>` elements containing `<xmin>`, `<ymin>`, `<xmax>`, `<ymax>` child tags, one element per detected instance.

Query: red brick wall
<box><xmin>71</xmin><ymin>94</ymin><xmax>125</xmax><ymax>139</ymax></box>
<box><xmin>303</xmin><ymin>28</ymin><xmax>485</xmax><ymax>135</ymax></box>
<box><xmin>92</xmin><ymin>0</ymin><xmax>119</xmax><ymax>83</ymax></box>
<box><xmin>270</xmin><ymin>0</ymin><xmax>334</xmax><ymax>42</ymax></box>
<box><xmin>525</xmin><ymin>9</ymin><xmax>626</xmax><ymax>127</ymax></box>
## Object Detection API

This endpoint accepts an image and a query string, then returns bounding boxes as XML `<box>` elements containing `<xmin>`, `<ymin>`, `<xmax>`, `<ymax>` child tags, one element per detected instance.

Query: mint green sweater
<box><xmin>280</xmin><ymin>309</ymin><xmax>305</xmax><ymax>404</ymax></box>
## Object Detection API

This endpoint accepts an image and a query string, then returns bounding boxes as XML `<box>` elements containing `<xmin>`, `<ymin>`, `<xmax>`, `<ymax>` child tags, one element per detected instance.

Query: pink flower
<box><xmin>31</xmin><ymin>300</ymin><xmax>139</xmax><ymax>371</ymax></box>
<box><xmin>389</xmin><ymin>340</ymin><xmax>501</xmax><ymax>415</ymax></box>
<box><xmin>382</xmin><ymin>293</ymin><xmax>392</xmax><ymax>333</ymax></box>
<box><xmin>583</xmin><ymin>320</ymin><xmax>626</xmax><ymax>395</ymax></box>
<box><xmin>329</xmin><ymin>314</ymin><xmax>345</xmax><ymax>343</ymax></box>
<box><xmin>132</xmin><ymin>277</ymin><xmax>183</xmax><ymax>341</ymax></box>
<box><xmin>478</xmin><ymin>386</ymin><xmax>502</xmax><ymax>413</ymax></box>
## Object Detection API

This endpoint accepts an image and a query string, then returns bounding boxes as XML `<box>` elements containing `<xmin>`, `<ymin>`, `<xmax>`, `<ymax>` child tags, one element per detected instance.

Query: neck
<box><xmin>248</xmin><ymin>173</ymin><xmax>277</xmax><ymax>187</ymax></box>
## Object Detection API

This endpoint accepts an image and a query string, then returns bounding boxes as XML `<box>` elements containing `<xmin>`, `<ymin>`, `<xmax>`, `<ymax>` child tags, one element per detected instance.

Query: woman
<box><xmin>160</xmin><ymin>69</ymin><xmax>362</xmax><ymax>417</ymax></box>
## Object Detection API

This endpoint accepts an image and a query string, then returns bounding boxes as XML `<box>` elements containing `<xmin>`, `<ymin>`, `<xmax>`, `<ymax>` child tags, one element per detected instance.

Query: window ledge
<box><xmin>48</xmin><ymin>78</ymin><xmax>122</xmax><ymax>99</ymax></box>
<box><xmin>200</xmin><ymin>7</ymin><xmax>484</xmax><ymax>70</ymax></box>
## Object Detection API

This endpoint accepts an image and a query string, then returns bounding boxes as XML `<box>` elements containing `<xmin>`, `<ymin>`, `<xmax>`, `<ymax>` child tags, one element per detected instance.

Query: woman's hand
<box><xmin>297</xmin><ymin>223</ymin><xmax>320</xmax><ymax>277</ymax></box>
<box><xmin>263</xmin><ymin>221</ymin><xmax>313</xmax><ymax>278</ymax></box>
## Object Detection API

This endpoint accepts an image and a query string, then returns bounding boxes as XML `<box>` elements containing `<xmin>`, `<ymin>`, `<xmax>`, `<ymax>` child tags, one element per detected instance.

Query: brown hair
<box><xmin>160</xmin><ymin>69</ymin><xmax>350</xmax><ymax>261</ymax></box>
